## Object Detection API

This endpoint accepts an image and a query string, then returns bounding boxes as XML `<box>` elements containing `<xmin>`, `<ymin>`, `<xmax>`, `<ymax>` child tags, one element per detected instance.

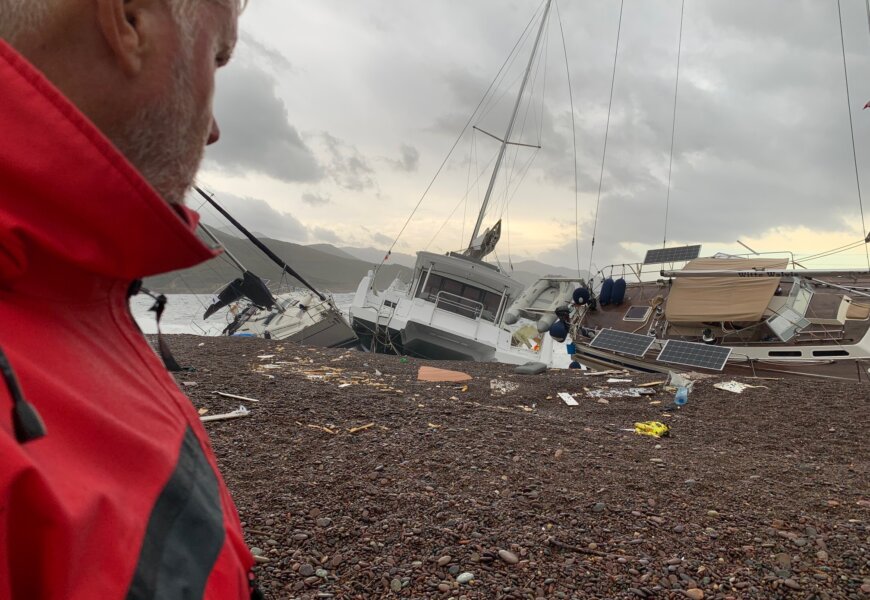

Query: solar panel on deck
<box><xmin>643</xmin><ymin>245</ymin><xmax>702</xmax><ymax>265</ymax></box>
<box><xmin>589</xmin><ymin>329</ymin><xmax>655</xmax><ymax>357</ymax></box>
<box><xmin>656</xmin><ymin>340</ymin><xmax>732</xmax><ymax>371</ymax></box>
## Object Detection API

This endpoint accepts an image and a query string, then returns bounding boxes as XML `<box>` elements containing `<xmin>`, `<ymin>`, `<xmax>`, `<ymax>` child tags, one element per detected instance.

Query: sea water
<box><xmin>129</xmin><ymin>293</ymin><xmax>356</xmax><ymax>336</ymax></box>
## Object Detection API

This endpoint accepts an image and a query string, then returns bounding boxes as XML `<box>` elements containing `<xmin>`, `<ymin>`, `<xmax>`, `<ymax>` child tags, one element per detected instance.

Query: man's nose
<box><xmin>207</xmin><ymin>118</ymin><xmax>220</xmax><ymax>145</ymax></box>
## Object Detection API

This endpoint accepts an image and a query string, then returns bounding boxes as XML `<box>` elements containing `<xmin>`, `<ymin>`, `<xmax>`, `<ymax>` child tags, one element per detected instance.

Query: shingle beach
<box><xmin>160</xmin><ymin>335</ymin><xmax>869</xmax><ymax>599</ymax></box>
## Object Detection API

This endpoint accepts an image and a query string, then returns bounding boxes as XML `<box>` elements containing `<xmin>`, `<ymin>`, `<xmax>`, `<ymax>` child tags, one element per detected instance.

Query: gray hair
<box><xmin>0</xmin><ymin>0</ymin><xmax>246</xmax><ymax>44</ymax></box>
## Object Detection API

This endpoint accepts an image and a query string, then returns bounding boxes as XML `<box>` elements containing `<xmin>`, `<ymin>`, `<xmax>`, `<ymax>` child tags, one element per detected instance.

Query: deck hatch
<box><xmin>589</xmin><ymin>329</ymin><xmax>656</xmax><ymax>357</ymax></box>
<box><xmin>623</xmin><ymin>306</ymin><xmax>652</xmax><ymax>322</ymax></box>
<box><xmin>656</xmin><ymin>340</ymin><xmax>732</xmax><ymax>371</ymax></box>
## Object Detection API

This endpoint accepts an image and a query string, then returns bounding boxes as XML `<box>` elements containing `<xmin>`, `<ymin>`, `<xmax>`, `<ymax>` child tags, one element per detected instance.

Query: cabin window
<box><xmin>812</xmin><ymin>350</ymin><xmax>849</xmax><ymax>357</ymax></box>
<box><xmin>767</xmin><ymin>350</ymin><xmax>802</xmax><ymax>357</ymax></box>
<box><xmin>417</xmin><ymin>274</ymin><xmax>503</xmax><ymax>322</ymax></box>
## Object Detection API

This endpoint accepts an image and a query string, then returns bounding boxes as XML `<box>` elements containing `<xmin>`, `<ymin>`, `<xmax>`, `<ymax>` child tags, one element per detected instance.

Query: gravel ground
<box><xmin>159</xmin><ymin>335</ymin><xmax>870</xmax><ymax>599</ymax></box>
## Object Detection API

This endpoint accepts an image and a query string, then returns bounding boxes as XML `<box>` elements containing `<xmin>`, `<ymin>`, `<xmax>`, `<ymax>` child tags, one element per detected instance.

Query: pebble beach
<box><xmin>161</xmin><ymin>335</ymin><xmax>870</xmax><ymax>599</ymax></box>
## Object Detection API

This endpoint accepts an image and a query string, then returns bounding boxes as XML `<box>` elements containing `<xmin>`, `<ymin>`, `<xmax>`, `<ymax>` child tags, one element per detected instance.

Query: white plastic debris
<box><xmin>667</xmin><ymin>371</ymin><xmax>695</xmax><ymax>391</ymax></box>
<box><xmin>606</xmin><ymin>378</ymin><xmax>632</xmax><ymax>383</ymax></box>
<box><xmin>490</xmin><ymin>379</ymin><xmax>521</xmax><ymax>395</ymax></box>
<box><xmin>713</xmin><ymin>380</ymin><xmax>766</xmax><ymax>394</ymax></box>
<box><xmin>586</xmin><ymin>388</ymin><xmax>655</xmax><ymax>399</ymax></box>
<box><xmin>558</xmin><ymin>392</ymin><xmax>579</xmax><ymax>406</ymax></box>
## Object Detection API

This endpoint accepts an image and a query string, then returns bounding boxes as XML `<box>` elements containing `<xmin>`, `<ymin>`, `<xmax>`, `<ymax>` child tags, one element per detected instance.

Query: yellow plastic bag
<box><xmin>633</xmin><ymin>421</ymin><xmax>670</xmax><ymax>438</ymax></box>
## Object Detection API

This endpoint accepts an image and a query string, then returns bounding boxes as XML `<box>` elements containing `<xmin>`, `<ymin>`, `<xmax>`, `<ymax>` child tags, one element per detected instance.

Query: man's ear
<box><xmin>95</xmin><ymin>0</ymin><xmax>146</xmax><ymax>76</ymax></box>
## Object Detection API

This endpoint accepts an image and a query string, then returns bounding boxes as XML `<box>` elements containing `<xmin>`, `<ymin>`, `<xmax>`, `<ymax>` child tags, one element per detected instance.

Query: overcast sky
<box><xmin>195</xmin><ymin>0</ymin><xmax>870</xmax><ymax>274</ymax></box>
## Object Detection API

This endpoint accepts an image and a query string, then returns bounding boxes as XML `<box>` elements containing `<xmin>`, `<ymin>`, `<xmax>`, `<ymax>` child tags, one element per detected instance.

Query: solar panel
<box><xmin>643</xmin><ymin>245</ymin><xmax>702</xmax><ymax>265</ymax></box>
<box><xmin>623</xmin><ymin>306</ymin><xmax>652</xmax><ymax>322</ymax></box>
<box><xmin>766</xmin><ymin>307</ymin><xmax>811</xmax><ymax>342</ymax></box>
<box><xmin>656</xmin><ymin>340</ymin><xmax>732</xmax><ymax>371</ymax></box>
<box><xmin>589</xmin><ymin>329</ymin><xmax>656</xmax><ymax>357</ymax></box>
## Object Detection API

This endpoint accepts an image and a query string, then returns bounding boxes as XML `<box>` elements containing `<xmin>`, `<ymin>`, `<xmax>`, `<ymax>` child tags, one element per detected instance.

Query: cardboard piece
<box><xmin>418</xmin><ymin>366</ymin><xmax>472</xmax><ymax>382</ymax></box>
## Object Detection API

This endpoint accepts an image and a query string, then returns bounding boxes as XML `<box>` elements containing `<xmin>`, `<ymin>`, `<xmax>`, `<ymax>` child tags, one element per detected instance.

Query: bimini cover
<box><xmin>665</xmin><ymin>257</ymin><xmax>788</xmax><ymax>323</ymax></box>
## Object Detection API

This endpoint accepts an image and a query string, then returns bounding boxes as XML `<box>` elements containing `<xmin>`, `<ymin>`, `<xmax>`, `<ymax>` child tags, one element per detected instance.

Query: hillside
<box><xmin>146</xmin><ymin>233</ymin><xmax>590</xmax><ymax>295</ymax></box>
<box><xmin>145</xmin><ymin>230</ymin><xmax>412</xmax><ymax>294</ymax></box>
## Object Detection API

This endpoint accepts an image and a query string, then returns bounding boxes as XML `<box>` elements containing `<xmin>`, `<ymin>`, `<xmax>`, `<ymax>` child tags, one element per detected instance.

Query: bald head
<box><xmin>0</xmin><ymin>0</ymin><xmax>245</xmax><ymax>204</ymax></box>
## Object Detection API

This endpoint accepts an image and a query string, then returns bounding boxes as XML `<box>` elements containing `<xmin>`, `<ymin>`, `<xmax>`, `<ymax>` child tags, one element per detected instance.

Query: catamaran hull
<box><xmin>351</xmin><ymin>316</ymin><xmax>495</xmax><ymax>360</ymax></box>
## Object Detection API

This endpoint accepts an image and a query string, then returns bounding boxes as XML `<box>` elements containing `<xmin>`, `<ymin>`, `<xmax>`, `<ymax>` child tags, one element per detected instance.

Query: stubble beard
<box><xmin>113</xmin><ymin>50</ymin><xmax>212</xmax><ymax>205</ymax></box>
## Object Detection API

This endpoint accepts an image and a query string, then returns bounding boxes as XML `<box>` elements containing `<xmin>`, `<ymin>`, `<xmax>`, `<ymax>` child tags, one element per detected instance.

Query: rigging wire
<box><xmin>377</xmin><ymin>5</ymin><xmax>543</xmax><ymax>274</ymax></box>
<box><xmin>587</xmin><ymin>0</ymin><xmax>625</xmax><ymax>277</ymax></box>
<box><xmin>799</xmin><ymin>238</ymin><xmax>868</xmax><ymax>263</ymax></box>
<box><xmin>424</xmin><ymin>150</ymin><xmax>499</xmax><ymax>251</ymax></box>
<box><xmin>554</xmin><ymin>0</ymin><xmax>582</xmax><ymax>278</ymax></box>
<box><xmin>836</xmin><ymin>0</ymin><xmax>870</xmax><ymax>270</ymax></box>
<box><xmin>662</xmin><ymin>0</ymin><xmax>686</xmax><ymax>249</ymax></box>
<box><xmin>475</xmin><ymin>5</ymin><xmax>544</xmax><ymax>128</ymax></box>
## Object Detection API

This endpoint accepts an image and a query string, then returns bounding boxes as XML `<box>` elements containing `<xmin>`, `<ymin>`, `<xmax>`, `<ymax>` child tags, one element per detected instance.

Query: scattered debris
<box><xmin>713</xmin><ymin>380</ymin><xmax>767</xmax><ymax>394</ymax></box>
<box><xmin>348</xmin><ymin>422</ymin><xmax>375</xmax><ymax>434</ymax></box>
<box><xmin>307</xmin><ymin>424</ymin><xmax>337</xmax><ymax>434</ymax></box>
<box><xmin>606</xmin><ymin>378</ymin><xmax>632</xmax><ymax>383</ymax></box>
<box><xmin>558</xmin><ymin>392</ymin><xmax>579</xmax><ymax>406</ymax></box>
<box><xmin>583</xmin><ymin>369</ymin><xmax>630</xmax><ymax>377</ymax></box>
<box><xmin>418</xmin><ymin>366</ymin><xmax>472</xmax><ymax>382</ymax></box>
<box><xmin>586</xmin><ymin>388</ymin><xmax>655</xmax><ymax>399</ymax></box>
<box><xmin>213</xmin><ymin>391</ymin><xmax>260</xmax><ymax>403</ymax></box>
<box><xmin>181</xmin><ymin>381</ymin><xmax>198</xmax><ymax>387</ymax></box>
<box><xmin>637</xmin><ymin>380</ymin><xmax>667</xmax><ymax>388</ymax></box>
<box><xmin>257</xmin><ymin>355</ymin><xmax>275</xmax><ymax>360</ymax></box>
<box><xmin>197</xmin><ymin>408</ymin><xmax>208</xmax><ymax>415</ymax></box>
<box><xmin>667</xmin><ymin>371</ymin><xmax>695</xmax><ymax>391</ymax></box>
<box><xmin>632</xmin><ymin>421</ymin><xmax>670</xmax><ymax>438</ymax></box>
<box><xmin>490</xmin><ymin>379</ymin><xmax>520</xmax><ymax>395</ymax></box>
<box><xmin>200</xmin><ymin>405</ymin><xmax>250</xmax><ymax>423</ymax></box>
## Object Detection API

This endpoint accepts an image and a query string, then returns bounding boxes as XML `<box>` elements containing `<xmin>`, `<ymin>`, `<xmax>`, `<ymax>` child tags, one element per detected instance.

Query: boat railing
<box><xmin>432</xmin><ymin>291</ymin><xmax>487</xmax><ymax>322</ymax></box>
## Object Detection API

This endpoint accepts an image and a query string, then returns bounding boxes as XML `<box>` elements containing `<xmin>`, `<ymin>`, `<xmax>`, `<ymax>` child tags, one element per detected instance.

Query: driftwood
<box><xmin>213</xmin><ymin>391</ymin><xmax>260</xmax><ymax>403</ymax></box>
<box><xmin>583</xmin><ymin>369</ymin><xmax>630</xmax><ymax>377</ymax></box>
<box><xmin>200</xmin><ymin>406</ymin><xmax>250</xmax><ymax>422</ymax></box>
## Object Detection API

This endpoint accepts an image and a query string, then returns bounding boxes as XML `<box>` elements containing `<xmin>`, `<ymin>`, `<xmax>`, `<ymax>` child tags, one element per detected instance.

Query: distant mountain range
<box><xmin>145</xmin><ymin>232</ymin><xmax>587</xmax><ymax>294</ymax></box>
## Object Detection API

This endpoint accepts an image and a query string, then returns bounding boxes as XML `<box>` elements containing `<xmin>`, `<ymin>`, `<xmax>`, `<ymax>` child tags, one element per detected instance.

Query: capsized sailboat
<box><xmin>349</xmin><ymin>0</ymin><xmax>586</xmax><ymax>366</ymax></box>
<box><xmin>195</xmin><ymin>187</ymin><xmax>358</xmax><ymax>348</ymax></box>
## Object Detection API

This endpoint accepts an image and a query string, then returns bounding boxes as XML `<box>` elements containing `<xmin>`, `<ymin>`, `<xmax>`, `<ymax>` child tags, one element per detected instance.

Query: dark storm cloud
<box><xmin>205</xmin><ymin>62</ymin><xmax>322</xmax><ymax>183</ymax></box>
<box><xmin>320</xmin><ymin>133</ymin><xmax>377</xmax><ymax>191</ymax></box>
<box><xmin>395</xmin><ymin>145</ymin><xmax>420</xmax><ymax>172</ymax></box>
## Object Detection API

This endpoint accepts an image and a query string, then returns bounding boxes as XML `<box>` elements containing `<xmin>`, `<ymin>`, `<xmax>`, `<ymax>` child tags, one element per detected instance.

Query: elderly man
<box><xmin>0</xmin><ymin>1</ymin><xmax>261</xmax><ymax>598</ymax></box>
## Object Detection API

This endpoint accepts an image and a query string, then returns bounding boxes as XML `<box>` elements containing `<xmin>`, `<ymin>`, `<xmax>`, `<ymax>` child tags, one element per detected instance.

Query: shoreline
<box><xmin>160</xmin><ymin>334</ymin><xmax>870</xmax><ymax>599</ymax></box>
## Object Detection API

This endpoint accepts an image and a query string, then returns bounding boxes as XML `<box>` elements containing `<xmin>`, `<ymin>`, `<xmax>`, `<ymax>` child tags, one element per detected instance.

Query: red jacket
<box><xmin>0</xmin><ymin>41</ymin><xmax>254</xmax><ymax>598</ymax></box>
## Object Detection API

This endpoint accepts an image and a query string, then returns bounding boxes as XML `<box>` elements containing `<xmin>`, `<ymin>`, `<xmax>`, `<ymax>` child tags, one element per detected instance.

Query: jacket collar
<box><xmin>0</xmin><ymin>40</ymin><xmax>218</xmax><ymax>293</ymax></box>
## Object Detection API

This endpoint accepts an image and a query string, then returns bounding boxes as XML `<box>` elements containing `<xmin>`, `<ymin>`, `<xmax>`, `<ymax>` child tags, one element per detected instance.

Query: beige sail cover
<box><xmin>665</xmin><ymin>258</ymin><xmax>789</xmax><ymax>323</ymax></box>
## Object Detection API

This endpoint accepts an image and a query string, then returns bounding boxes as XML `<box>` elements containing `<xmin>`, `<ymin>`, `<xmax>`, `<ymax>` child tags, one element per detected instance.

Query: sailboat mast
<box><xmin>467</xmin><ymin>0</ymin><xmax>553</xmax><ymax>248</ymax></box>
